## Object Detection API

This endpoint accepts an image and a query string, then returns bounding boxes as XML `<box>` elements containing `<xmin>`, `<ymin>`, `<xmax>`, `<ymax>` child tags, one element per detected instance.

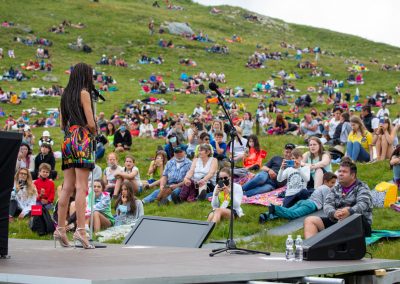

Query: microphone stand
<box><xmin>76</xmin><ymin>88</ymin><xmax>107</xmax><ymax>248</ymax></box>
<box><xmin>208</xmin><ymin>83</ymin><xmax>270</xmax><ymax>257</ymax></box>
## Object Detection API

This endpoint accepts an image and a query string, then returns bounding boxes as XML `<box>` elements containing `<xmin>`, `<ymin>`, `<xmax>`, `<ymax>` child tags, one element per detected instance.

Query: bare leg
<box><xmin>376</xmin><ymin>136</ymin><xmax>383</xmax><ymax>160</ymax></box>
<box><xmin>304</xmin><ymin>216</ymin><xmax>325</xmax><ymax>239</ymax></box>
<box><xmin>380</xmin><ymin>136</ymin><xmax>393</xmax><ymax>160</ymax></box>
<box><xmin>113</xmin><ymin>178</ymin><xmax>122</xmax><ymax>197</ymax></box>
<box><xmin>313</xmin><ymin>168</ymin><xmax>324</xmax><ymax>188</ymax></box>
<box><xmin>75</xmin><ymin>168</ymin><xmax>90</xmax><ymax>237</ymax></box>
<box><xmin>211</xmin><ymin>208</ymin><xmax>232</xmax><ymax>223</ymax></box>
<box><xmin>96</xmin><ymin>212</ymin><xmax>111</xmax><ymax>232</ymax></box>
<box><xmin>207</xmin><ymin>211</ymin><xmax>215</xmax><ymax>222</ymax></box>
<box><xmin>57</xmin><ymin>169</ymin><xmax>76</xmax><ymax>228</ymax></box>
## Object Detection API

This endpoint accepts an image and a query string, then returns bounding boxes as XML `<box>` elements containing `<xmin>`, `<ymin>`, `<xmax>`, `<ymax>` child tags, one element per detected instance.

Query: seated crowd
<box><xmin>8</xmin><ymin>96</ymin><xmax>400</xmax><ymax>237</ymax></box>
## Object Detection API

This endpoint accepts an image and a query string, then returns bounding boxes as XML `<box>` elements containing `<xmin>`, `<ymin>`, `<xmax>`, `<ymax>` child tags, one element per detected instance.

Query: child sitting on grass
<box><xmin>103</xmin><ymin>152</ymin><xmax>123</xmax><ymax>195</ymax></box>
<box><xmin>86</xmin><ymin>180</ymin><xmax>114</xmax><ymax>232</ymax></box>
<box><xmin>113</xmin><ymin>155</ymin><xmax>142</xmax><ymax>197</ymax></box>
<box><xmin>114</xmin><ymin>181</ymin><xmax>144</xmax><ymax>226</ymax></box>
<box><xmin>259</xmin><ymin>172</ymin><xmax>337</xmax><ymax>223</ymax></box>
<box><xmin>33</xmin><ymin>163</ymin><xmax>55</xmax><ymax>210</ymax></box>
<box><xmin>277</xmin><ymin>149</ymin><xmax>310</xmax><ymax>208</ymax></box>
<box><xmin>9</xmin><ymin>168</ymin><xmax>37</xmax><ymax>221</ymax></box>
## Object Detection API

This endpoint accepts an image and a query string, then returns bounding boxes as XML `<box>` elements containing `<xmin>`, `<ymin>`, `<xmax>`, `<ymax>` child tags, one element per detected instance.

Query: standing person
<box><xmin>148</xmin><ymin>19</ymin><xmax>155</xmax><ymax>36</ymax></box>
<box><xmin>56</xmin><ymin>62</ymin><xmax>97</xmax><ymax>249</ymax></box>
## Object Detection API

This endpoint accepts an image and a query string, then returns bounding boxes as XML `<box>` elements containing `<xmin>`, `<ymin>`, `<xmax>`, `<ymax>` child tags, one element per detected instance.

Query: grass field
<box><xmin>2</xmin><ymin>0</ymin><xmax>400</xmax><ymax>258</ymax></box>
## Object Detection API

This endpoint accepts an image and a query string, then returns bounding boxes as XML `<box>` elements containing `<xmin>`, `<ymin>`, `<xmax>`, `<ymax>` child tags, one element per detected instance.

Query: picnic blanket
<box><xmin>241</xmin><ymin>187</ymin><xmax>285</xmax><ymax>206</ymax></box>
<box><xmin>366</xmin><ymin>230</ymin><xmax>400</xmax><ymax>245</ymax></box>
<box><xmin>390</xmin><ymin>203</ymin><xmax>400</xmax><ymax>212</ymax></box>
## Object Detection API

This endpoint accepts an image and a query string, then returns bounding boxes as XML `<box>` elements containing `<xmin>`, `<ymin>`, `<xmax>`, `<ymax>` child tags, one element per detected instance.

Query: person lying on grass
<box><xmin>259</xmin><ymin>172</ymin><xmax>337</xmax><ymax>223</ymax></box>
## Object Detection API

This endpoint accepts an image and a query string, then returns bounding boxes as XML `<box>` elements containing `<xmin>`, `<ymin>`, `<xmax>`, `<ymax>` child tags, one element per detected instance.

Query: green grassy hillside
<box><xmin>1</xmin><ymin>0</ymin><xmax>400</xmax><ymax>258</ymax></box>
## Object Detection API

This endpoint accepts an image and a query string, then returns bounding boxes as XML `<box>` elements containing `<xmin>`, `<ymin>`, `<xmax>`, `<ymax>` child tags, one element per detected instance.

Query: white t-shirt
<box><xmin>104</xmin><ymin>165</ymin><xmax>124</xmax><ymax>185</ymax></box>
<box><xmin>376</xmin><ymin>108</ymin><xmax>390</xmax><ymax>118</ymax></box>
<box><xmin>232</xmin><ymin>137</ymin><xmax>248</xmax><ymax>159</ymax></box>
<box><xmin>328</xmin><ymin>117</ymin><xmax>340</xmax><ymax>138</ymax></box>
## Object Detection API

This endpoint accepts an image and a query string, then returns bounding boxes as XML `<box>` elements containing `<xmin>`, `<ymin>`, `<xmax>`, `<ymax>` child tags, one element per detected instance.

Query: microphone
<box><xmin>209</xmin><ymin>82</ymin><xmax>222</xmax><ymax>97</ymax></box>
<box><xmin>91</xmin><ymin>88</ymin><xmax>106</xmax><ymax>102</ymax></box>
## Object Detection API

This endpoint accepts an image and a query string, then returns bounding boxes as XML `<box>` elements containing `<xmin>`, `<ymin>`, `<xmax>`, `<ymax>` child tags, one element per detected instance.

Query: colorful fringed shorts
<box><xmin>62</xmin><ymin>125</ymin><xmax>95</xmax><ymax>170</ymax></box>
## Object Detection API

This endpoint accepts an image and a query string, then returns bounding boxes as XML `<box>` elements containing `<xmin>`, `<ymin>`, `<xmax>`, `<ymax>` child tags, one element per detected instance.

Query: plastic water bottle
<box><xmin>285</xmin><ymin>235</ymin><xmax>294</xmax><ymax>261</ymax></box>
<box><xmin>295</xmin><ymin>235</ymin><xmax>303</xmax><ymax>262</ymax></box>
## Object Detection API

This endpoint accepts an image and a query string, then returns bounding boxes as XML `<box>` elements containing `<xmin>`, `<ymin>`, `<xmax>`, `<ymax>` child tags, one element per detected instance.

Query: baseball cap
<box><xmin>173</xmin><ymin>145</ymin><xmax>184</xmax><ymax>153</ymax></box>
<box><xmin>284</xmin><ymin>143</ymin><xmax>296</xmax><ymax>150</ymax></box>
<box><xmin>349</xmin><ymin>107</ymin><xmax>355</xmax><ymax>112</ymax></box>
<box><xmin>42</xmin><ymin>130</ymin><xmax>50</xmax><ymax>137</ymax></box>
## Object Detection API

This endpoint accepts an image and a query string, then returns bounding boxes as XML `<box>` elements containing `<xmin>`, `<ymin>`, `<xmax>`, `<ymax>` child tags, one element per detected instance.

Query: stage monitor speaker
<box><xmin>123</xmin><ymin>216</ymin><xmax>215</xmax><ymax>248</ymax></box>
<box><xmin>303</xmin><ymin>214</ymin><xmax>366</xmax><ymax>261</ymax></box>
<box><xmin>0</xmin><ymin>131</ymin><xmax>23</xmax><ymax>257</ymax></box>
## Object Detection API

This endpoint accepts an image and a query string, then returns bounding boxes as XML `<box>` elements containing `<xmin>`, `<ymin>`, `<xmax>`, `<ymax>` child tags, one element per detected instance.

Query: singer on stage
<box><xmin>55</xmin><ymin>63</ymin><xmax>97</xmax><ymax>249</ymax></box>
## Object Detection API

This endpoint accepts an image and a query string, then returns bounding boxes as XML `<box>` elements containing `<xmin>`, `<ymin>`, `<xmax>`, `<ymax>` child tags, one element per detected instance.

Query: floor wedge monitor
<box><xmin>303</xmin><ymin>214</ymin><xmax>366</xmax><ymax>260</ymax></box>
<box><xmin>124</xmin><ymin>216</ymin><xmax>215</xmax><ymax>248</ymax></box>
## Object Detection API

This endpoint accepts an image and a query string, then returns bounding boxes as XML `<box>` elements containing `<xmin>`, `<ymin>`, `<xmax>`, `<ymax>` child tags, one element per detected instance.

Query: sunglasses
<box><xmin>217</xmin><ymin>176</ymin><xmax>229</xmax><ymax>182</ymax></box>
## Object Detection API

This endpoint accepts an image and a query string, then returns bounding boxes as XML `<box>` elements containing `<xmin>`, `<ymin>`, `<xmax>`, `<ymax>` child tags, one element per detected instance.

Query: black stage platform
<box><xmin>0</xmin><ymin>239</ymin><xmax>399</xmax><ymax>284</ymax></box>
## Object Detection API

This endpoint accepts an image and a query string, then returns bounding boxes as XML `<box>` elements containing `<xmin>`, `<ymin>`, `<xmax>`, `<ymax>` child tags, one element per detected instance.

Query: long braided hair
<box><xmin>60</xmin><ymin>63</ymin><xmax>94</xmax><ymax>129</ymax></box>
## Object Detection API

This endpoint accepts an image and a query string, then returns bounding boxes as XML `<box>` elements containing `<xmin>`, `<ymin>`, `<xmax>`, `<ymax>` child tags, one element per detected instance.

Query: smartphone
<box><xmin>286</xmin><ymin>160</ymin><xmax>295</xmax><ymax>167</ymax></box>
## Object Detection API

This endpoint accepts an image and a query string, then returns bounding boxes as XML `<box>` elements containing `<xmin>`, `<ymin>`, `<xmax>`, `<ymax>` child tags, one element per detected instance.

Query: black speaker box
<box><xmin>0</xmin><ymin>131</ymin><xmax>23</xmax><ymax>257</ymax></box>
<box><xmin>303</xmin><ymin>214</ymin><xmax>366</xmax><ymax>260</ymax></box>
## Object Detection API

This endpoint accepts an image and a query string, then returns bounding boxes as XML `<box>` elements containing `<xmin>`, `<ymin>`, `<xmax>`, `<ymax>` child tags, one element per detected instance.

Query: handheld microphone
<box><xmin>209</xmin><ymin>82</ymin><xmax>222</xmax><ymax>97</ymax></box>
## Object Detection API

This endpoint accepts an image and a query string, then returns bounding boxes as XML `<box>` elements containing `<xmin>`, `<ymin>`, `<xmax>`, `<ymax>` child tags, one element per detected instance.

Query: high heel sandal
<box><xmin>73</xmin><ymin>228</ymin><xmax>95</xmax><ymax>249</ymax></box>
<box><xmin>53</xmin><ymin>226</ymin><xmax>71</xmax><ymax>248</ymax></box>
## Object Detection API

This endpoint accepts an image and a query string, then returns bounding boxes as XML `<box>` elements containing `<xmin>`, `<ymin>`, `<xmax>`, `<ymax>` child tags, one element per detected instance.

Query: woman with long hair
<box><xmin>347</xmin><ymin>116</ymin><xmax>373</xmax><ymax>162</ymax></box>
<box><xmin>144</xmin><ymin>150</ymin><xmax>167</xmax><ymax>189</ymax></box>
<box><xmin>114</xmin><ymin>181</ymin><xmax>144</xmax><ymax>226</ymax></box>
<box><xmin>207</xmin><ymin>167</ymin><xmax>244</xmax><ymax>223</ymax></box>
<box><xmin>86</xmin><ymin>180</ymin><xmax>114</xmax><ymax>232</ymax></box>
<box><xmin>105</xmin><ymin>122</ymin><xmax>116</xmax><ymax>146</ymax></box>
<box><xmin>56</xmin><ymin>62</ymin><xmax>97</xmax><ymax>249</ymax></box>
<box><xmin>16</xmin><ymin>143</ymin><xmax>35</xmax><ymax>173</ymax></box>
<box><xmin>9</xmin><ymin>168</ymin><xmax>37</xmax><ymax>221</ymax></box>
<box><xmin>243</xmin><ymin>134</ymin><xmax>266</xmax><ymax>170</ymax></box>
<box><xmin>268</xmin><ymin>113</ymin><xmax>288</xmax><ymax>135</ymax></box>
<box><xmin>302</xmin><ymin>136</ymin><xmax>332</xmax><ymax>188</ymax></box>
<box><xmin>374</xmin><ymin>118</ymin><xmax>396</xmax><ymax>160</ymax></box>
<box><xmin>240</xmin><ymin>112</ymin><xmax>253</xmax><ymax>138</ymax></box>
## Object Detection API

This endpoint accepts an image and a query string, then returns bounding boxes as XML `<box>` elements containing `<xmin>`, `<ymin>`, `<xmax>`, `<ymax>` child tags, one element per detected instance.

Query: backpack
<box><xmin>29</xmin><ymin>205</ymin><xmax>55</xmax><ymax>236</ymax></box>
